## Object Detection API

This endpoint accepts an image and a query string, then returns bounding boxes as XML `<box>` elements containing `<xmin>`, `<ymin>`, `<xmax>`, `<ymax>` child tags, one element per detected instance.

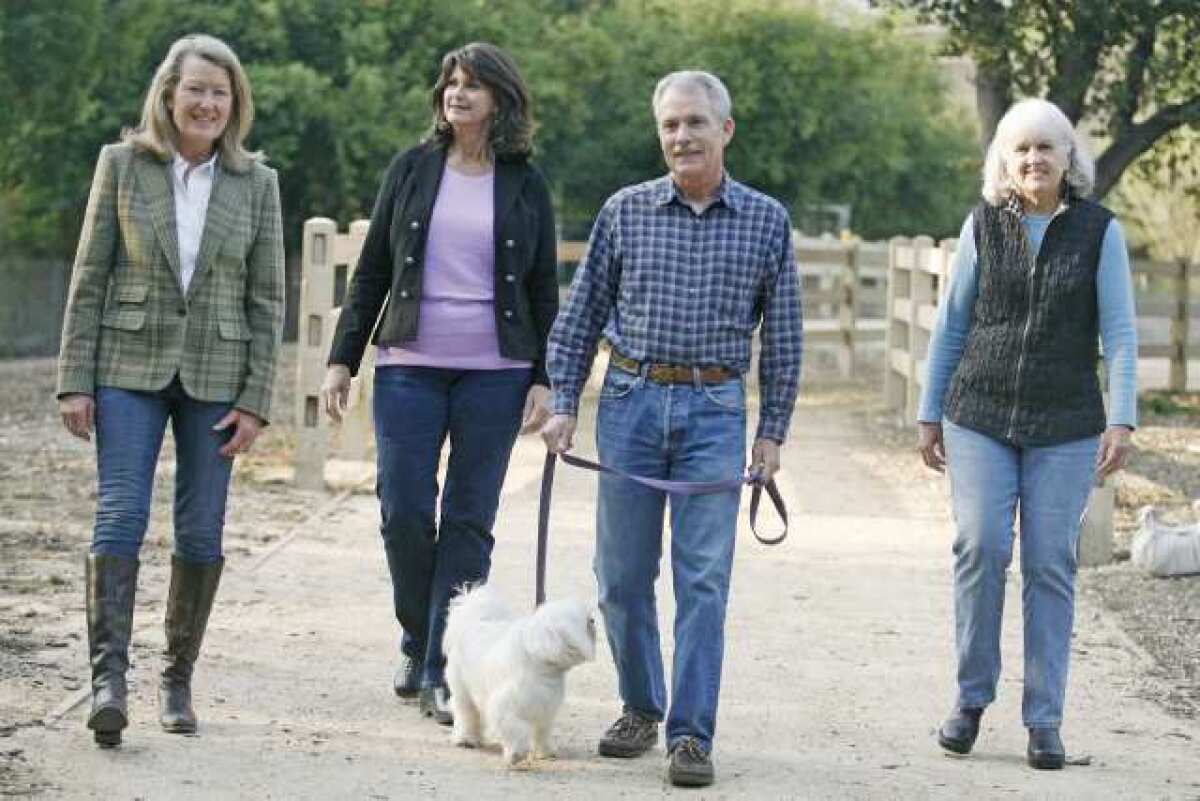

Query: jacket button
<box><xmin>410</xmin><ymin>220</ymin><xmax>420</xmax><ymax>230</ymax></box>
<box><xmin>405</xmin><ymin>256</ymin><xmax>415</xmax><ymax>265</ymax></box>
<box><xmin>504</xmin><ymin>273</ymin><xmax>515</xmax><ymax>283</ymax></box>
<box><xmin>399</xmin><ymin>290</ymin><xmax>410</xmax><ymax>299</ymax></box>
<box><xmin>505</xmin><ymin>239</ymin><xmax>515</xmax><ymax>248</ymax></box>
<box><xmin>503</xmin><ymin>309</ymin><xmax>514</xmax><ymax>319</ymax></box>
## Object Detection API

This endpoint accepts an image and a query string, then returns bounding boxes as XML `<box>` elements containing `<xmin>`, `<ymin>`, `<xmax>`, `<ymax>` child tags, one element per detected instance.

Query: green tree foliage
<box><xmin>875</xmin><ymin>0</ymin><xmax>1200</xmax><ymax>199</ymax></box>
<box><xmin>0</xmin><ymin>0</ymin><xmax>979</xmax><ymax>262</ymax></box>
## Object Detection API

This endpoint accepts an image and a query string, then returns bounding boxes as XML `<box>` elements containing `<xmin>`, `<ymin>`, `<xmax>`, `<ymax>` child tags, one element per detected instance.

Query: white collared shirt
<box><xmin>171</xmin><ymin>152</ymin><xmax>218</xmax><ymax>292</ymax></box>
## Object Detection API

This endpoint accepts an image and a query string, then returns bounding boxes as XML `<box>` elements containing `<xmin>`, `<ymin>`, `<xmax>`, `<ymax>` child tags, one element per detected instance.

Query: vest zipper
<box><xmin>1006</xmin><ymin>226</ymin><xmax>1039</xmax><ymax>441</ymax></box>
<box><xmin>1004</xmin><ymin>204</ymin><xmax>1068</xmax><ymax>441</ymax></box>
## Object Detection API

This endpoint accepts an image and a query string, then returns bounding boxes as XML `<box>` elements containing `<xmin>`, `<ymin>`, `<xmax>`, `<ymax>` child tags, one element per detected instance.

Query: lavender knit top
<box><xmin>376</xmin><ymin>165</ymin><xmax>532</xmax><ymax>370</ymax></box>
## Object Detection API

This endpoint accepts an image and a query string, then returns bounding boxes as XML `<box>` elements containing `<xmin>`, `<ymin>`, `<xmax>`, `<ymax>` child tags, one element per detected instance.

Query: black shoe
<box><xmin>419</xmin><ymin>686</ymin><xmax>453</xmax><ymax>726</ymax></box>
<box><xmin>937</xmin><ymin>707</ymin><xmax>983</xmax><ymax>755</ymax></box>
<box><xmin>1027</xmin><ymin>727</ymin><xmax>1066</xmax><ymax>770</ymax></box>
<box><xmin>667</xmin><ymin>737</ymin><xmax>714</xmax><ymax>787</ymax></box>
<box><xmin>597</xmin><ymin>710</ymin><xmax>658</xmax><ymax>758</ymax></box>
<box><xmin>393</xmin><ymin>655</ymin><xmax>421</xmax><ymax>699</ymax></box>
<box><xmin>85</xmin><ymin>554</ymin><xmax>140</xmax><ymax>748</ymax></box>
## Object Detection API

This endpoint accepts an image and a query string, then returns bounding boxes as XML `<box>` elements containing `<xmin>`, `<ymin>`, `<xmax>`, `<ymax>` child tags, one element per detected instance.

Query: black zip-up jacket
<box><xmin>329</xmin><ymin>141</ymin><xmax>559</xmax><ymax>386</ymax></box>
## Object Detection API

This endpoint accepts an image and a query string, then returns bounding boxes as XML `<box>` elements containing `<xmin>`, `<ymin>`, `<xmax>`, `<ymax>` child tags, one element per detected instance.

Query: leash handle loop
<box><xmin>536</xmin><ymin>451</ymin><xmax>789</xmax><ymax>607</ymax></box>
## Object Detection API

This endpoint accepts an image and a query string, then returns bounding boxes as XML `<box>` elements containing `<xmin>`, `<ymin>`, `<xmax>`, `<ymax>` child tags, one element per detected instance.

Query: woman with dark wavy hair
<box><xmin>321</xmin><ymin>42</ymin><xmax>558</xmax><ymax>725</ymax></box>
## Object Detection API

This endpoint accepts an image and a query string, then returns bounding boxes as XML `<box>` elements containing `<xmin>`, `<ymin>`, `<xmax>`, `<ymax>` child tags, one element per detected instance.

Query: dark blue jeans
<box><xmin>91</xmin><ymin>377</ymin><xmax>234</xmax><ymax>564</ymax></box>
<box><xmin>372</xmin><ymin>365</ymin><xmax>531</xmax><ymax>688</ymax></box>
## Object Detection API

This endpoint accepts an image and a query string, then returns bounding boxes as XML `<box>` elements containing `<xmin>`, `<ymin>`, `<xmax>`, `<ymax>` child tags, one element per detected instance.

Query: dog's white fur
<box><xmin>443</xmin><ymin>584</ymin><xmax>596</xmax><ymax>767</ymax></box>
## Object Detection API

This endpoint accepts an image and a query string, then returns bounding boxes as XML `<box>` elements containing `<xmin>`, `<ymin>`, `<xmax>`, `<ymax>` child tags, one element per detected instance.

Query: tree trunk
<box><xmin>974</xmin><ymin>61</ymin><xmax>1012</xmax><ymax>154</ymax></box>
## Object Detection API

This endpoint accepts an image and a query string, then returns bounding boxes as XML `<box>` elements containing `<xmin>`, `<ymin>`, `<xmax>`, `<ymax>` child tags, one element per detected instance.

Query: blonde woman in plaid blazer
<box><xmin>55</xmin><ymin>34</ymin><xmax>284</xmax><ymax>748</ymax></box>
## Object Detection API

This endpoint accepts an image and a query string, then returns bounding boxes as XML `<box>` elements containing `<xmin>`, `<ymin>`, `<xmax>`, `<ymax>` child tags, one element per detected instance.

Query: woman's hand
<box><xmin>214</xmin><ymin>408</ymin><xmax>264</xmax><ymax>457</ymax></box>
<box><xmin>1096</xmin><ymin>425</ymin><xmax>1133</xmax><ymax>479</ymax></box>
<box><xmin>917</xmin><ymin>421</ymin><xmax>945</xmax><ymax>472</ymax></box>
<box><xmin>59</xmin><ymin>394</ymin><xmax>95</xmax><ymax>441</ymax></box>
<box><xmin>321</xmin><ymin>365</ymin><xmax>352</xmax><ymax>423</ymax></box>
<box><xmin>519</xmin><ymin>384</ymin><xmax>552</xmax><ymax>434</ymax></box>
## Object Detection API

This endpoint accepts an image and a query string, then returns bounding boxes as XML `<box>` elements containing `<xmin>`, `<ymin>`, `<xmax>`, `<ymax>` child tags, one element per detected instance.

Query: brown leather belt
<box><xmin>609</xmin><ymin>351</ymin><xmax>733</xmax><ymax>385</ymax></box>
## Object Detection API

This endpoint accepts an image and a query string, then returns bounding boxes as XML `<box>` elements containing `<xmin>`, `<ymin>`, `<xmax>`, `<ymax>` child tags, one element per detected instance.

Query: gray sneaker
<box><xmin>667</xmin><ymin>737</ymin><xmax>714</xmax><ymax>787</ymax></box>
<box><xmin>597</xmin><ymin>710</ymin><xmax>659</xmax><ymax>757</ymax></box>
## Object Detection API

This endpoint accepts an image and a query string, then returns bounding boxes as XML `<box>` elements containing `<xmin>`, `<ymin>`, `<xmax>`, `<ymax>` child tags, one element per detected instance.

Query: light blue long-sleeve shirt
<box><xmin>917</xmin><ymin>210</ymin><xmax>1138</xmax><ymax>429</ymax></box>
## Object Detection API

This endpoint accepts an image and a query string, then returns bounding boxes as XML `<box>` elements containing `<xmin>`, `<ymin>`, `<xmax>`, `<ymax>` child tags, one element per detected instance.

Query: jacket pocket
<box><xmin>100</xmin><ymin>309</ymin><xmax>147</xmax><ymax>331</ymax></box>
<box><xmin>218</xmin><ymin>318</ymin><xmax>253</xmax><ymax>342</ymax></box>
<box><xmin>117</xmin><ymin>284</ymin><xmax>150</xmax><ymax>303</ymax></box>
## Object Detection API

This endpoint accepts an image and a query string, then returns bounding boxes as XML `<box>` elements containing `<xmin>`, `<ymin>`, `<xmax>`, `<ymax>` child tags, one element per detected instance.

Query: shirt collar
<box><xmin>654</xmin><ymin>173</ymin><xmax>742</xmax><ymax>213</ymax></box>
<box><xmin>1004</xmin><ymin>189</ymin><xmax>1070</xmax><ymax>220</ymax></box>
<box><xmin>172</xmin><ymin>151</ymin><xmax>219</xmax><ymax>183</ymax></box>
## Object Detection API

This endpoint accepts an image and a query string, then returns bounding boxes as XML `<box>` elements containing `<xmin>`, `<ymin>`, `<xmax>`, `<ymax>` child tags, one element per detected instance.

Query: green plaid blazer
<box><xmin>57</xmin><ymin>143</ymin><xmax>285</xmax><ymax>422</ymax></box>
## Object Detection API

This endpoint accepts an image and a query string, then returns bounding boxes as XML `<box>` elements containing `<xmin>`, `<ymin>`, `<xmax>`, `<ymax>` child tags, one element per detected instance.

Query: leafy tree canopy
<box><xmin>1</xmin><ymin>0</ymin><xmax>979</xmax><ymax>259</ymax></box>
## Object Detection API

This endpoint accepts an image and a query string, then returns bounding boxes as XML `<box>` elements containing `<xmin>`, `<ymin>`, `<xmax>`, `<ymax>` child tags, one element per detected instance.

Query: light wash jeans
<box><xmin>594</xmin><ymin>365</ymin><xmax>746</xmax><ymax>752</ymax></box>
<box><xmin>943</xmin><ymin>419</ymin><xmax>1100</xmax><ymax>728</ymax></box>
<box><xmin>92</xmin><ymin>377</ymin><xmax>234</xmax><ymax>564</ymax></box>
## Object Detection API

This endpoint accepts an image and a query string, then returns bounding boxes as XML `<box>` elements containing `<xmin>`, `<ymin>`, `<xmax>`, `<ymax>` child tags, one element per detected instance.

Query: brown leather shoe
<box><xmin>667</xmin><ymin>737</ymin><xmax>714</xmax><ymax>787</ymax></box>
<box><xmin>159</xmin><ymin>556</ymin><xmax>223</xmax><ymax>734</ymax></box>
<box><xmin>597</xmin><ymin>710</ymin><xmax>658</xmax><ymax>758</ymax></box>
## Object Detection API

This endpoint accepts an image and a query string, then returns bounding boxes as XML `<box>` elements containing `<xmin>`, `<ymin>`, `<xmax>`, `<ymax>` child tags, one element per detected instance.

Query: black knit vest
<box><xmin>943</xmin><ymin>198</ymin><xmax>1112</xmax><ymax>445</ymax></box>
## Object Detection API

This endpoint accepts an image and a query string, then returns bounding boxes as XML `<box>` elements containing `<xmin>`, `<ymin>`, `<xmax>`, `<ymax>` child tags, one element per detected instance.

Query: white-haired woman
<box><xmin>916</xmin><ymin>98</ymin><xmax>1137</xmax><ymax>769</ymax></box>
<box><xmin>57</xmin><ymin>34</ymin><xmax>284</xmax><ymax>747</ymax></box>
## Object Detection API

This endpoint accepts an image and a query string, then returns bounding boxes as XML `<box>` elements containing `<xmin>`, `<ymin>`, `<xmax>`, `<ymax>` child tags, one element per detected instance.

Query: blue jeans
<box><xmin>372</xmin><ymin>365</ymin><xmax>531</xmax><ymax>688</ymax></box>
<box><xmin>943</xmin><ymin>419</ymin><xmax>1100</xmax><ymax>728</ymax></box>
<box><xmin>594</xmin><ymin>366</ymin><xmax>746</xmax><ymax>751</ymax></box>
<box><xmin>91</xmin><ymin>378</ymin><xmax>234</xmax><ymax>564</ymax></box>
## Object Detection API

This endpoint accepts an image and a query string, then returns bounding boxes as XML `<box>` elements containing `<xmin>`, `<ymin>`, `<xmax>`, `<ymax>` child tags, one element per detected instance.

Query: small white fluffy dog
<box><xmin>443</xmin><ymin>584</ymin><xmax>596</xmax><ymax>767</ymax></box>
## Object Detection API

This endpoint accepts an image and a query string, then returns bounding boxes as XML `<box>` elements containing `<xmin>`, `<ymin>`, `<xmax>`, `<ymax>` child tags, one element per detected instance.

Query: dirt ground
<box><xmin>1</xmin><ymin>347</ymin><xmax>1198</xmax><ymax>797</ymax></box>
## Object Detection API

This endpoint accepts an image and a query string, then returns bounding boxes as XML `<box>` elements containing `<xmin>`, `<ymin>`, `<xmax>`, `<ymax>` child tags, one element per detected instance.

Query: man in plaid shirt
<box><xmin>542</xmin><ymin>70</ymin><xmax>802</xmax><ymax>787</ymax></box>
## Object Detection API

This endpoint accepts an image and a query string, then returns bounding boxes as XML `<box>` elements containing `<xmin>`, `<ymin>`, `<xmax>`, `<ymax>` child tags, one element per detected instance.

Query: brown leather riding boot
<box><xmin>158</xmin><ymin>555</ymin><xmax>224</xmax><ymax>734</ymax></box>
<box><xmin>85</xmin><ymin>553</ymin><xmax>140</xmax><ymax>748</ymax></box>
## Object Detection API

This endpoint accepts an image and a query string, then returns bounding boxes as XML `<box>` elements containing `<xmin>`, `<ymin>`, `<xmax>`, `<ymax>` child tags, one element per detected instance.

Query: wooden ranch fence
<box><xmin>293</xmin><ymin>221</ymin><xmax>892</xmax><ymax>489</ymax></box>
<box><xmin>882</xmin><ymin>236</ymin><xmax>1197</xmax><ymax>565</ymax></box>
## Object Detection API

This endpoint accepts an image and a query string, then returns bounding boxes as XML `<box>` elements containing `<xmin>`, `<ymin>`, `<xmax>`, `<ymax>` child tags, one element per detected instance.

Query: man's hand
<box><xmin>214</xmin><ymin>408</ymin><xmax>264</xmax><ymax>458</ymax></box>
<box><xmin>750</xmin><ymin>438</ymin><xmax>781</xmax><ymax>483</ymax></box>
<box><xmin>59</xmin><ymin>393</ymin><xmax>95</xmax><ymax>441</ymax></box>
<box><xmin>1096</xmin><ymin>424</ymin><xmax>1133</xmax><ymax>479</ymax></box>
<box><xmin>519</xmin><ymin>384</ymin><xmax>552</xmax><ymax>434</ymax></box>
<box><xmin>321</xmin><ymin>364</ymin><xmax>352</xmax><ymax>423</ymax></box>
<box><xmin>540</xmin><ymin>414</ymin><xmax>577</xmax><ymax>454</ymax></box>
<box><xmin>917</xmin><ymin>422</ymin><xmax>945</xmax><ymax>473</ymax></box>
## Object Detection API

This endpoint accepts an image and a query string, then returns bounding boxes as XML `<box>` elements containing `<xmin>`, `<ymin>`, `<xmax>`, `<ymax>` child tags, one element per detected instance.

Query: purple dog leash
<box><xmin>535</xmin><ymin>452</ymin><xmax>788</xmax><ymax>606</ymax></box>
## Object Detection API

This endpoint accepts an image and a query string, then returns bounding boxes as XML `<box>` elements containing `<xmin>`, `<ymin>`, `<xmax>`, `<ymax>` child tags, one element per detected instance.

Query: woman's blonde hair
<box><xmin>123</xmin><ymin>34</ymin><xmax>259</xmax><ymax>172</ymax></box>
<box><xmin>981</xmin><ymin>98</ymin><xmax>1094</xmax><ymax>205</ymax></box>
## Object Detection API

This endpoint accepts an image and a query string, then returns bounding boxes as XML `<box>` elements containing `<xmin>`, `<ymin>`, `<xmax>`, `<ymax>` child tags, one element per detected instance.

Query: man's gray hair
<box><xmin>652</xmin><ymin>70</ymin><xmax>732</xmax><ymax>122</ymax></box>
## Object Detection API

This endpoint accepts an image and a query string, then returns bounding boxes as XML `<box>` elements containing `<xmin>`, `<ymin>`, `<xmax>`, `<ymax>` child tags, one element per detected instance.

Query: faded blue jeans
<box><xmin>943</xmin><ymin>419</ymin><xmax>1100</xmax><ymax>728</ymax></box>
<box><xmin>91</xmin><ymin>377</ymin><xmax>234</xmax><ymax>564</ymax></box>
<box><xmin>594</xmin><ymin>365</ymin><xmax>746</xmax><ymax>752</ymax></box>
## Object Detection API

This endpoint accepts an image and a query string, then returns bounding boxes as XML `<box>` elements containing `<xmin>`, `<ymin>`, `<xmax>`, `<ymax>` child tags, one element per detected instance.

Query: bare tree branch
<box><xmin>1094</xmin><ymin>94</ymin><xmax>1200</xmax><ymax>198</ymax></box>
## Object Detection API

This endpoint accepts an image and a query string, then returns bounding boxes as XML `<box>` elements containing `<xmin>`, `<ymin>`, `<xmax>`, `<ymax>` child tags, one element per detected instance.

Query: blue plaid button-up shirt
<box><xmin>547</xmin><ymin>174</ymin><xmax>803</xmax><ymax>442</ymax></box>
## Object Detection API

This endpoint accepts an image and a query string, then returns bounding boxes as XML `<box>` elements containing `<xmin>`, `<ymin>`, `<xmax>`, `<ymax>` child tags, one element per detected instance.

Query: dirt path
<box><xmin>7</xmin><ymin>390</ymin><xmax>1200</xmax><ymax>800</ymax></box>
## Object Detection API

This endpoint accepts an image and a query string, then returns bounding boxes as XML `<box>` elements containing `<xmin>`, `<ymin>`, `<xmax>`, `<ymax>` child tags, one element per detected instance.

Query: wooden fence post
<box><xmin>838</xmin><ymin>241</ymin><xmax>859</xmax><ymax>378</ymax></box>
<box><xmin>1169</xmin><ymin>257</ymin><xmax>1191</xmax><ymax>392</ymax></box>
<box><xmin>332</xmin><ymin>219</ymin><xmax>375</xmax><ymax>462</ymax></box>
<box><xmin>295</xmin><ymin>218</ymin><xmax>337</xmax><ymax>490</ymax></box>
<box><xmin>883</xmin><ymin>237</ymin><xmax>909</xmax><ymax>418</ymax></box>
